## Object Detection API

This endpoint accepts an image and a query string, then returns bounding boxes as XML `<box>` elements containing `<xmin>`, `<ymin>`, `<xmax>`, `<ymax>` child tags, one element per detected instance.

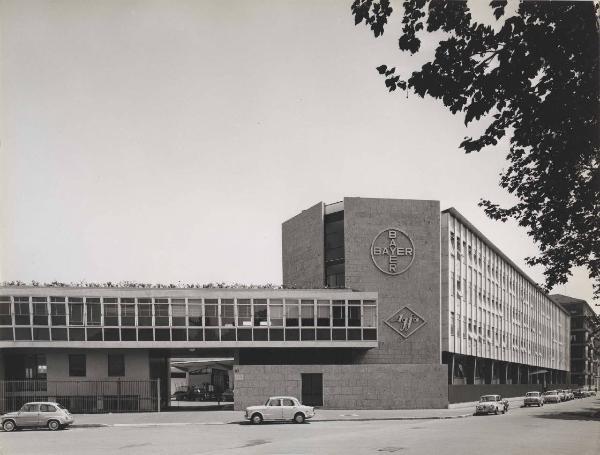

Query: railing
<box><xmin>0</xmin><ymin>379</ymin><xmax>159</xmax><ymax>414</ymax></box>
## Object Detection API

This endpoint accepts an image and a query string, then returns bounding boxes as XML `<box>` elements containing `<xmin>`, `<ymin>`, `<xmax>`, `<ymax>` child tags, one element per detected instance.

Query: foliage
<box><xmin>0</xmin><ymin>280</ymin><xmax>286</xmax><ymax>289</ymax></box>
<box><xmin>352</xmin><ymin>0</ymin><xmax>600</xmax><ymax>298</ymax></box>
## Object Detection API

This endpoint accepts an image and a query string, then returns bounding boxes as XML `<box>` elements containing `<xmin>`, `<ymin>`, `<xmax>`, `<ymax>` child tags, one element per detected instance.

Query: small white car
<box><xmin>475</xmin><ymin>395</ymin><xmax>508</xmax><ymax>415</ymax></box>
<box><xmin>543</xmin><ymin>390</ymin><xmax>561</xmax><ymax>403</ymax></box>
<box><xmin>1</xmin><ymin>402</ymin><xmax>74</xmax><ymax>431</ymax></box>
<box><xmin>245</xmin><ymin>396</ymin><xmax>315</xmax><ymax>424</ymax></box>
<box><xmin>523</xmin><ymin>391</ymin><xmax>544</xmax><ymax>407</ymax></box>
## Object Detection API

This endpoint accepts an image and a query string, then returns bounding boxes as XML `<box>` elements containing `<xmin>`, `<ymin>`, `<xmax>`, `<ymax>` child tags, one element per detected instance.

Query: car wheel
<box><xmin>251</xmin><ymin>413</ymin><xmax>263</xmax><ymax>425</ymax></box>
<box><xmin>47</xmin><ymin>420</ymin><xmax>61</xmax><ymax>431</ymax></box>
<box><xmin>2</xmin><ymin>420</ymin><xmax>16</xmax><ymax>432</ymax></box>
<box><xmin>293</xmin><ymin>413</ymin><xmax>305</xmax><ymax>424</ymax></box>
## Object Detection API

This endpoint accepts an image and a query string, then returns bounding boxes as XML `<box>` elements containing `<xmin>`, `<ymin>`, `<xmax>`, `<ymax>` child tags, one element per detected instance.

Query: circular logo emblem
<box><xmin>370</xmin><ymin>228</ymin><xmax>415</xmax><ymax>275</ymax></box>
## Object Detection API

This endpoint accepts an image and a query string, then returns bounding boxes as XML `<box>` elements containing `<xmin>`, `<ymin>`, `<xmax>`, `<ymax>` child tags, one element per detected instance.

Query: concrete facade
<box><xmin>281</xmin><ymin>197</ymin><xmax>448</xmax><ymax>409</ymax></box>
<box><xmin>282</xmin><ymin>202</ymin><xmax>325</xmax><ymax>289</ymax></box>
<box><xmin>44</xmin><ymin>349</ymin><xmax>150</xmax><ymax>381</ymax></box>
<box><xmin>234</xmin><ymin>363</ymin><xmax>447</xmax><ymax>410</ymax></box>
<box><xmin>343</xmin><ymin>197</ymin><xmax>441</xmax><ymax>365</ymax></box>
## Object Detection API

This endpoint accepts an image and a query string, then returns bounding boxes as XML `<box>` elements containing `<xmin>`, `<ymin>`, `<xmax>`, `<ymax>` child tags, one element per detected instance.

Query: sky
<box><xmin>0</xmin><ymin>0</ymin><xmax>596</xmax><ymax>307</ymax></box>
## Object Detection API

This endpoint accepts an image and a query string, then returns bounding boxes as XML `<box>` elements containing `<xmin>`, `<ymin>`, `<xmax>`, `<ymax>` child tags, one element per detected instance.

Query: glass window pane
<box><xmin>0</xmin><ymin>302</ymin><xmax>11</xmax><ymax>325</ymax></box>
<box><xmin>104</xmin><ymin>304</ymin><xmax>119</xmax><ymax>326</ymax></box>
<box><xmin>317</xmin><ymin>303</ymin><xmax>331</xmax><ymax>327</ymax></box>
<box><xmin>154</xmin><ymin>304</ymin><xmax>169</xmax><ymax>326</ymax></box>
<box><xmin>171</xmin><ymin>304</ymin><xmax>186</xmax><ymax>326</ymax></box>
<box><xmin>237</xmin><ymin>302</ymin><xmax>252</xmax><ymax>326</ymax></box>
<box><xmin>138</xmin><ymin>304</ymin><xmax>153</xmax><ymax>326</ymax></box>
<box><xmin>120</xmin><ymin>304</ymin><xmax>135</xmax><ymax>326</ymax></box>
<box><xmin>221</xmin><ymin>302</ymin><xmax>235</xmax><ymax>327</ymax></box>
<box><xmin>348</xmin><ymin>306</ymin><xmax>361</xmax><ymax>327</ymax></box>
<box><xmin>86</xmin><ymin>303</ymin><xmax>101</xmax><ymax>326</ymax></box>
<box><xmin>301</xmin><ymin>302</ymin><xmax>314</xmax><ymax>327</ymax></box>
<box><xmin>205</xmin><ymin>300</ymin><xmax>218</xmax><ymax>326</ymax></box>
<box><xmin>285</xmin><ymin>299</ymin><xmax>299</xmax><ymax>327</ymax></box>
<box><xmin>269</xmin><ymin>299</ymin><xmax>283</xmax><ymax>327</ymax></box>
<box><xmin>332</xmin><ymin>301</ymin><xmax>345</xmax><ymax>327</ymax></box>
<box><xmin>253</xmin><ymin>300</ymin><xmax>267</xmax><ymax>326</ymax></box>
<box><xmin>188</xmin><ymin>304</ymin><xmax>203</xmax><ymax>326</ymax></box>
<box><xmin>363</xmin><ymin>306</ymin><xmax>376</xmax><ymax>327</ymax></box>
<box><xmin>68</xmin><ymin>303</ymin><xmax>84</xmax><ymax>326</ymax></box>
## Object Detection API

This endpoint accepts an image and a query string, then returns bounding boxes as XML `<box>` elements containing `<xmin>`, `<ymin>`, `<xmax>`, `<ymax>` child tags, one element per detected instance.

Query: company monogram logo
<box><xmin>370</xmin><ymin>228</ymin><xmax>415</xmax><ymax>275</ymax></box>
<box><xmin>384</xmin><ymin>306</ymin><xmax>426</xmax><ymax>338</ymax></box>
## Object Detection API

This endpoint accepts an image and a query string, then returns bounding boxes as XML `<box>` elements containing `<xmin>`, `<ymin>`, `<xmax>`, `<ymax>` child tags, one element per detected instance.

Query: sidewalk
<box><xmin>72</xmin><ymin>407</ymin><xmax>473</xmax><ymax>428</ymax></box>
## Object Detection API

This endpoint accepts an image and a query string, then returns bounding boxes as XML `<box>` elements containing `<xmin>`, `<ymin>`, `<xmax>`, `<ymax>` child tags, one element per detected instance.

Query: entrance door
<box><xmin>301</xmin><ymin>373</ymin><xmax>323</xmax><ymax>407</ymax></box>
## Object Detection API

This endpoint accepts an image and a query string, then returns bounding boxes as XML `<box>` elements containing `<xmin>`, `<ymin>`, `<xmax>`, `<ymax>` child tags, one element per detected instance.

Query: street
<box><xmin>0</xmin><ymin>397</ymin><xmax>598</xmax><ymax>455</ymax></box>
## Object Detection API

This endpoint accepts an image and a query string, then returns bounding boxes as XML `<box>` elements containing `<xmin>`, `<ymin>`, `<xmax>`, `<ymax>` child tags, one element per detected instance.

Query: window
<box><xmin>324</xmin><ymin>210</ymin><xmax>345</xmax><ymax>287</ymax></box>
<box><xmin>14</xmin><ymin>297</ymin><xmax>30</xmax><ymax>325</ymax></box>
<box><xmin>21</xmin><ymin>404</ymin><xmax>39</xmax><ymax>412</ymax></box>
<box><xmin>221</xmin><ymin>299</ymin><xmax>235</xmax><ymax>326</ymax></box>
<box><xmin>301</xmin><ymin>300</ymin><xmax>315</xmax><ymax>327</ymax></box>
<box><xmin>285</xmin><ymin>299</ymin><xmax>299</xmax><ymax>326</ymax></box>
<box><xmin>363</xmin><ymin>305</ymin><xmax>376</xmax><ymax>327</ymax></box>
<box><xmin>237</xmin><ymin>299</ymin><xmax>252</xmax><ymax>326</ymax></box>
<box><xmin>317</xmin><ymin>302</ymin><xmax>331</xmax><ymax>326</ymax></box>
<box><xmin>332</xmin><ymin>300</ymin><xmax>345</xmax><ymax>327</ymax></box>
<box><xmin>253</xmin><ymin>299</ymin><xmax>267</xmax><ymax>326</ymax></box>
<box><xmin>348</xmin><ymin>301</ymin><xmax>361</xmax><ymax>327</ymax></box>
<box><xmin>281</xmin><ymin>398</ymin><xmax>294</xmax><ymax>406</ymax></box>
<box><xmin>205</xmin><ymin>300</ymin><xmax>218</xmax><ymax>326</ymax></box>
<box><xmin>104</xmin><ymin>304</ymin><xmax>119</xmax><ymax>326</ymax></box>
<box><xmin>267</xmin><ymin>398</ymin><xmax>281</xmax><ymax>406</ymax></box>
<box><xmin>120</xmin><ymin>304</ymin><xmax>135</xmax><ymax>326</ymax></box>
<box><xmin>188</xmin><ymin>302</ymin><xmax>203</xmax><ymax>326</ymax></box>
<box><xmin>33</xmin><ymin>302</ymin><xmax>49</xmax><ymax>325</ymax></box>
<box><xmin>69</xmin><ymin>354</ymin><xmax>86</xmax><ymax>377</ymax></box>
<box><xmin>40</xmin><ymin>404</ymin><xmax>56</xmax><ymax>412</ymax></box>
<box><xmin>154</xmin><ymin>304</ymin><xmax>169</xmax><ymax>326</ymax></box>
<box><xmin>108</xmin><ymin>354</ymin><xmax>125</xmax><ymax>377</ymax></box>
<box><xmin>0</xmin><ymin>297</ymin><xmax>11</xmax><ymax>325</ymax></box>
<box><xmin>138</xmin><ymin>304</ymin><xmax>152</xmax><ymax>326</ymax></box>
<box><xmin>171</xmin><ymin>303</ymin><xmax>186</xmax><ymax>326</ymax></box>
<box><xmin>86</xmin><ymin>303</ymin><xmax>101</xmax><ymax>326</ymax></box>
<box><xmin>68</xmin><ymin>301</ymin><xmax>84</xmax><ymax>325</ymax></box>
<box><xmin>269</xmin><ymin>300</ymin><xmax>283</xmax><ymax>326</ymax></box>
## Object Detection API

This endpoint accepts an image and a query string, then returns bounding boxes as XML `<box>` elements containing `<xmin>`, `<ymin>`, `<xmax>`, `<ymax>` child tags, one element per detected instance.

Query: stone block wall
<box><xmin>234</xmin><ymin>363</ymin><xmax>448</xmax><ymax>410</ymax></box>
<box><xmin>282</xmin><ymin>202</ymin><xmax>325</xmax><ymax>289</ymax></box>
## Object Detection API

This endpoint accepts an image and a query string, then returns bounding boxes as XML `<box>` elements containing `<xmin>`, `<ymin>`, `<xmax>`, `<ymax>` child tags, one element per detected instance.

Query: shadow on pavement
<box><xmin>532</xmin><ymin>407</ymin><xmax>600</xmax><ymax>422</ymax></box>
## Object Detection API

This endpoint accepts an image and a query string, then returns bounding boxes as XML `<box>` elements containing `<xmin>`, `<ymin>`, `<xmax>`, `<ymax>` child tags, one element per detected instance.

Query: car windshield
<box><xmin>526</xmin><ymin>392</ymin><xmax>539</xmax><ymax>397</ymax></box>
<box><xmin>480</xmin><ymin>396</ymin><xmax>496</xmax><ymax>402</ymax></box>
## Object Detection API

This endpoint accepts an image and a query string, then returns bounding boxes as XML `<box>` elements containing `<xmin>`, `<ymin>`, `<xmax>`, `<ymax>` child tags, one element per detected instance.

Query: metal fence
<box><xmin>0</xmin><ymin>380</ymin><xmax>159</xmax><ymax>414</ymax></box>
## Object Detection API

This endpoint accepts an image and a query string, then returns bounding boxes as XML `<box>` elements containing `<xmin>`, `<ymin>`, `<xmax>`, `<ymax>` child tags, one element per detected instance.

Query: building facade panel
<box><xmin>282</xmin><ymin>202</ymin><xmax>325</xmax><ymax>289</ymax></box>
<box><xmin>442</xmin><ymin>208</ymin><xmax>570</xmax><ymax>386</ymax></box>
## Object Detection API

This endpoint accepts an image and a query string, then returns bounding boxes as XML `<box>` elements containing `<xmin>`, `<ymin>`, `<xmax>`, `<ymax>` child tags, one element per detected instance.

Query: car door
<box><xmin>16</xmin><ymin>403</ymin><xmax>40</xmax><ymax>427</ymax></box>
<box><xmin>280</xmin><ymin>398</ymin><xmax>296</xmax><ymax>420</ymax></box>
<box><xmin>263</xmin><ymin>398</ymin><xmax>282</xmax><ymax>421</ymax></box>
<box><xmin>39</xmin><ymin>404</ymin><xmax>57</xmax><ymax>426</ymax></box>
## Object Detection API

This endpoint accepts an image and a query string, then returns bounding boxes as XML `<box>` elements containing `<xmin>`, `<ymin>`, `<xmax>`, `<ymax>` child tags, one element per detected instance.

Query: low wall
<box><xmin>449</xmin><ymin>383</ymin><xmax>571</xmax><ymax>403</ymax></box>
<box><xmin>234</xmin><ymin>363</ymin><xmax>448</xmax><ymax>410</ymax></box>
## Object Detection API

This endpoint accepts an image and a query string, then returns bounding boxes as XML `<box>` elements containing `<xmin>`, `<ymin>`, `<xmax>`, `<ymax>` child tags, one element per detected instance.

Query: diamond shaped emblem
<box><xmin>384</xmin><ymin>306</ymin><xmax>426</xmax><ymax>338</ymax></box>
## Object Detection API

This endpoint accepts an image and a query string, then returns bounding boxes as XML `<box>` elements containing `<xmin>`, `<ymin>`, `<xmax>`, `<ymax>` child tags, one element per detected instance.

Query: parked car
<box><xmin>245</xmin><ymin>396</ymin><xmax>315</xmax><ymax>424</ymax></box>
<box><xmin>557</xmin><ymin>390</ymin><xmax>566</xmax><ymax>401</ymax></box>
<box><xmin>565</xmin><ymin>390</ymin><xmax>575</xmax><ymax>400</ymax></box>
<box><xmin>475</xmin><ymin>395</ymin><xmax>508</xmax><ymax>415</ymax></box>
<box><xmin>573</xmin><ymin>389</ymin><xmax>586</xmax><ymax>398</ymax></box>
<box><xmin>543</xmin><ymin>390</ymin><xmax>561</xmax><ymax>403</ymax></box>
<box><xmin>523</xmin><ymin>391</ymin><xmax>544</xmax><ymax>407</ymax></box>
<box><xmin>220</xmin><ymin>389</ymin><xmax>234</xmax><ymax>402</ymax></box>
<box><xmin>1</xmin><ymin>402</ymin><xmax>74</xmax><ymax>432</ymax></box>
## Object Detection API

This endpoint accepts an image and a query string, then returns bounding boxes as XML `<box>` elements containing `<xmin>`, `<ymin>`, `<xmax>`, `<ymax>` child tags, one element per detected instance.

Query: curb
<box><xmin>70</xmin><ymin>413</ymin><xmax>472</xmax><ymax>428</ymax></box>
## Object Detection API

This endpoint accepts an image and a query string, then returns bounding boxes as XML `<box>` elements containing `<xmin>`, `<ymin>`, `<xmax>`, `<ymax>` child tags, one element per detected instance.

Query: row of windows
<box><xmin>0</xmin><ymin>327</ymin><xmax>377</xmax><ymax>342</ymax></box>
<box><xmin>0</xmin><ymin>298</ymin><xmax>377</xmax><ymax>329</ymax></box>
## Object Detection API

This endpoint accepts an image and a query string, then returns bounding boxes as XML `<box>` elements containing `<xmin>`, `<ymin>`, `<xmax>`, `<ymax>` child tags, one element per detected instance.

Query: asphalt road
<box><xmin>0</xmin><ymin>397</ymin><xmax>598</xmax><ymax>455</ymax></box>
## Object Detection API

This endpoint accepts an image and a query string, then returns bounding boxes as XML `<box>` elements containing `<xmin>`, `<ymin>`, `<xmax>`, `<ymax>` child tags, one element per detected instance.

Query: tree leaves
<box><xmin>352</xmin><ymin>0</ymin><xmax>600</xmax><ymax>298</ymax></box>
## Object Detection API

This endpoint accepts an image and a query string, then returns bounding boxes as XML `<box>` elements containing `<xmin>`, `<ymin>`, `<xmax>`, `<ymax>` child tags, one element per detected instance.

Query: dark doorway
<box><xmin>301</xmin><ymin>373</ymin><xmax>323</xmax><ymax>407</ymax></box>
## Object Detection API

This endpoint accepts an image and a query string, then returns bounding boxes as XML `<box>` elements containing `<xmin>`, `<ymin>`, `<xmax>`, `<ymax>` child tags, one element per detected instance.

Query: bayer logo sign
<box><xmin>370</xmin><ymin>228</ymin><xmax>415</xmax><ymax>275</ymax></box>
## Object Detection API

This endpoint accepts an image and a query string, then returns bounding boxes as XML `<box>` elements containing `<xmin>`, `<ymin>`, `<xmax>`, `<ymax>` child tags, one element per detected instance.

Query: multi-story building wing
<box><xmin>442</xmin><ymin>208</ymin><xmax>570</xmax><ymax>393</ymax></box>
<box><xmin>550</xmin><ymin>294</ymin><xmax>599</xmax><ymax>390</ymax></box>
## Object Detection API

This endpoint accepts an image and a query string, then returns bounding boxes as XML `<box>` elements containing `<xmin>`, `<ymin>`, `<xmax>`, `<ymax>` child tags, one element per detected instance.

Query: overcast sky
<box><xmin>0</xmin><ymin>0</ymin><xmax>596</xmax><ymax>306</ymax></box>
